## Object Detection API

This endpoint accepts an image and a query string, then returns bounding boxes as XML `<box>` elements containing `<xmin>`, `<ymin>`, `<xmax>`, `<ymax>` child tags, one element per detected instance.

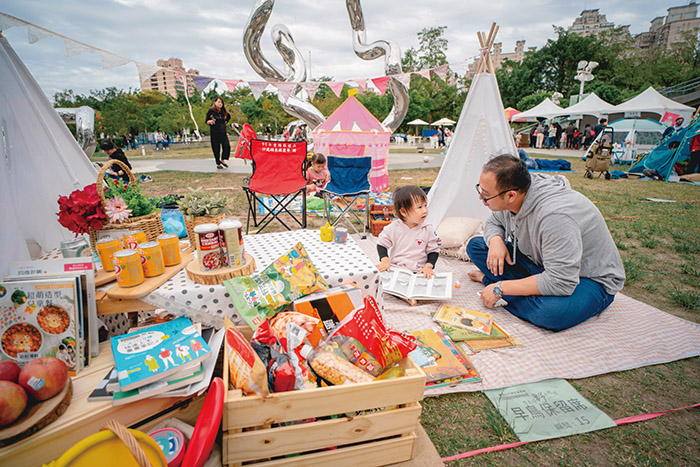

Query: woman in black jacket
<box><xmin>205</xmin><ymin>97</ymin><xmax>231</xmax><ymax>169</ymax></box>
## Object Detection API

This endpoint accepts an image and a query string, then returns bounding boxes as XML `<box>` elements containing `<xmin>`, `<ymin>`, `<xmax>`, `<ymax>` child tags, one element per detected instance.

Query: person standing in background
<box><xmin>206</xmin><ymin>97</ymin><xmax>231</xmax><ymax>169</ymax></box>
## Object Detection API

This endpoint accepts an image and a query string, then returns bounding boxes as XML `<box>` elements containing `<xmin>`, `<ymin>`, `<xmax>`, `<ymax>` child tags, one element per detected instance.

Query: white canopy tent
<box><xmin>558</xmin><ymin>92</ymin><xmax>615</xmax><ymax>118</ymax></box>
<box><xmin>431</xmin><ymin>117</ymin><xmax>456</xmax><ymax>126</ymax></box>
<box><xmin>0</xmin><ymin>34</ymin><xmax>97</xmax><ymax>276</ymax></box>
<box><xmin>511</xmin><ymin>97</ymin><xmax>565</xmax><ymax>121</ymax></box>
<box><xmin>609</xmin><ymin>86</ymin><xmax>695</xmax><ymax>122</ymax></box>
<box><xmin>407</xmin><ymin>118</ymin><xmax>429</xmax><ymax>125</ymax></box>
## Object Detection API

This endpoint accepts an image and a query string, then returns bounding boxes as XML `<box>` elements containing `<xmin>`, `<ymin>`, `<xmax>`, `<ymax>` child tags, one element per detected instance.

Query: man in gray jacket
<box><xmin>466</xmin><ymin>154</ymin><xmax>625</xmax><ymax>331</ymax></box>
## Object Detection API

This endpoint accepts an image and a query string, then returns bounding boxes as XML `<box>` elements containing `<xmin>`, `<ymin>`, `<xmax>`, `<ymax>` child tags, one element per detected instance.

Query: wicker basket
<box><xmin>88</xmin><ymin>159</ymin><xmax>165</xmax><ymax>251</ymax></box>
<box><xmin>183</xmin><ymin>213</ymin><xmax>227</xmax><ymax>248</ymax></box>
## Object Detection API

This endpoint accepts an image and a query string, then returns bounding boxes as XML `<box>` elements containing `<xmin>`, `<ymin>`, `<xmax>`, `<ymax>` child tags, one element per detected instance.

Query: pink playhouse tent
<box><xmin>312</xmin><ymin>95</ymin><xmax>390</xmax><ymax>192</ymax></box>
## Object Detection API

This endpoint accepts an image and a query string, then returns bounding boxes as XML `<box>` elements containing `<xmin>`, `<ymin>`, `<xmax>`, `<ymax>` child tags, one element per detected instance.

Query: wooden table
<box><xmin>0</xmin><ymin>341</ymin><xmax>203</xmax><ymax>466</ymax></box>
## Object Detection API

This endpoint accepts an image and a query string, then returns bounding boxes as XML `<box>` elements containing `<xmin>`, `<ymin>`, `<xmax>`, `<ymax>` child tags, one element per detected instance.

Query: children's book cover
<box><xmin>111</xmin><ymin>316</ymin><xmax>211</xmax><ymax>391</ymax></box>
<box><xmin>437</xmin><ymin>320</ymin><xmax>508</xmax><ymax>342</ymax></box>
<box><xmin>409</xmin><ymin>329</ymin><xmax>469</xmax><ymax>385</ymax></box>
<box><xmin>435</xmin><ymin>330</ymin><xmax>480</xmax><ymax>384</ymax></box>
<box><xmin>433</xmin><ymin>304</ymin><xmax>492</xmax><ymax>335</ymax></box>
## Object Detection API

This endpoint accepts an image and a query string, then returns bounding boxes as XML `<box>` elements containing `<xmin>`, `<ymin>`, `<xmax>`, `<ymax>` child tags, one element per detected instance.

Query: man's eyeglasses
<box><xmin>475</xmin><ymin>184</ymin><xmax>516</xmax><ymax>203</ymax></box>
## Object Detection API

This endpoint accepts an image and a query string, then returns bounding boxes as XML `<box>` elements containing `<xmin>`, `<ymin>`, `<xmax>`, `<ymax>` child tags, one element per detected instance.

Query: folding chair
<box><xmin>321</xmin><ymin>155</ymin><xmax>372</xmax><ymax>235</ymax></box>
<box><xmin>243</xmin><ymin>139</ymin><xmax>307</xmax><ymax>234</ymax></box>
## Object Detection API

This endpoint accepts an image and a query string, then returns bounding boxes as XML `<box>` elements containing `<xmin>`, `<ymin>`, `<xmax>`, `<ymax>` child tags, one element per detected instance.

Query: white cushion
<box><xmin>436</xmin><ymin>217</ymin><xmax>482</xmax><ymax>249</ymax></box>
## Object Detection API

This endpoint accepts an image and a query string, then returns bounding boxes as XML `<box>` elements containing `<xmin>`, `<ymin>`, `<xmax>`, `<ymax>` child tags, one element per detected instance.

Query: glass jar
<box><xmin>60</xmin><ymin>237</ymin><xmax>91</xmax><ymax>258</ymax></box>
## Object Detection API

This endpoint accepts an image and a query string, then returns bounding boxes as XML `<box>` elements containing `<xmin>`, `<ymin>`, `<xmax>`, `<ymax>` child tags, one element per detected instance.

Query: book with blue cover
<box><xmin>111</xmin><ymin>316</ymin><xmax>211</xmax><ymax>391</ymax></box>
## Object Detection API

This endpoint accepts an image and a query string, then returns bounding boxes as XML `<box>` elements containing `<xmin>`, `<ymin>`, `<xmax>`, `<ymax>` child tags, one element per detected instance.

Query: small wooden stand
<box><xmin>185</xmin><ymin>255</ymin><xmax>256</xmax><ymax>285</ymax></box>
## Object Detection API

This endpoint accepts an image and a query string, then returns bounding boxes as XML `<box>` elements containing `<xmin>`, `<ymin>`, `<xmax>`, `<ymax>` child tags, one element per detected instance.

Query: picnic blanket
<box><xmin>354</xmin><ymin>234</ymin><xmax>700</xmax><ymax>397</ymax></box>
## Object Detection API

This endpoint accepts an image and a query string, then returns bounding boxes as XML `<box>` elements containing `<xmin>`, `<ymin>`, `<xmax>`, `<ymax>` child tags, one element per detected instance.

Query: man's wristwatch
<box><xmin>493</xmin><ymin>281</ymin><xmax>503</xmax><ymax>298</ymax></box>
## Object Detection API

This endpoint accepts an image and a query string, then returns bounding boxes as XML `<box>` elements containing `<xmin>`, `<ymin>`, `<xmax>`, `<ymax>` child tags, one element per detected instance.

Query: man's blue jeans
<box><xmin>466</xmin><ymin>237</ymin><xmax>615</xmax><ymax>331</ymax></box>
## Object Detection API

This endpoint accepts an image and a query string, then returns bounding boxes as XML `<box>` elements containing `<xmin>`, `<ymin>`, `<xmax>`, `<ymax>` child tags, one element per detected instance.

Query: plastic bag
<box><xmin>225</xmin><ymin>326</ymin><xmax>269</xmax><ymax>397</ymax></box>
<box><xmin>160</xmin><ymin>209</ymin><xmax>187</xmax><ymax>238</ymax></box>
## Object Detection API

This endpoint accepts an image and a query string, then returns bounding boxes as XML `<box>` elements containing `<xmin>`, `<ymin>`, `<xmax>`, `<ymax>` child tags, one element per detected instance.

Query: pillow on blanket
<box><xmin>436</xmin><ymin>217</ymin><xmax>482</xmax><ymax>249</ymax></box>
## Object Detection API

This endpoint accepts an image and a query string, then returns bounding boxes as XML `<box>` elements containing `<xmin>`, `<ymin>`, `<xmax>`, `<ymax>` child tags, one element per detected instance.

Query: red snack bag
<box><xmin>225</xmin><ymin>325</ymin><xmax>269</xmax><ymax>397</ymax></box>
<box><xmin>252</xmin><ymin>320</ymin><xmax>298</xmax><ymax>393</ymax></box>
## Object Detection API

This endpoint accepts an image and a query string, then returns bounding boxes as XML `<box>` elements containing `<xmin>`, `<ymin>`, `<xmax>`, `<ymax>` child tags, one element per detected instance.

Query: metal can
<box><xmin>194</xmin><ymin>223</ymin><xmax>222</xmax><ymax>271</ymax></box>
<box><xmin>334</xmin><ymin>226</ymin><xmax>348</xmax><ymax>244</ymax></box>
<box><xmin>219</xmin><ymin>218</ymin><xmax>246</xmax><ymax>267</ymax></box>
<box><xmin>138</xmin><ymin>241</ymin><xmax>165</xmax><ymax>277</ymax></box>
<box><xmin>95</xmin><ymin>237</ymin><xmax>123</xmax><ymax>271</ymax></box>
<box><xmin>157</xmin><ymin>233</ymin><xmax>181</xmax><ymax>266</ymax></box>
<box><xmin>112</xmin><ymin>249</ymin><xmax>145</xmax><ymax>287</ymax></box>
<box><xmin>123</xmin><ymin>230</ymin><xmax>148</xmax><ymax>249</ymax></box>
<box><xmin>60</xmin><ymin>237</ymin><xmax>91</xmax><ymax>258</ymax></box>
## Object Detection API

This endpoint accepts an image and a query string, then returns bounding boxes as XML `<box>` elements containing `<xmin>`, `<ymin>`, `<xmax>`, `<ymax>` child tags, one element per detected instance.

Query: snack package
<box><xmin>224</xmin><ymin>320</ymin><xmax>269</xmax><ymax>397</ymax></box>
<box><xmin>308</xmin><ymin>296</ymin><xmax>417</xmax><ymax>386</ymax></box>
<box><xmin>224</xmin><ymin>242</ymin><xmax>329</xmax><ymax>330</ymax></box>
<box><xmin>269</xmin><ymin>312</ymin><xmax>319</xmax><ymax>350</ymax></box>
<box><xmin>252</xmin><ymin>320</ymin><xmax>305</xmax><ymax>392</ymax></box>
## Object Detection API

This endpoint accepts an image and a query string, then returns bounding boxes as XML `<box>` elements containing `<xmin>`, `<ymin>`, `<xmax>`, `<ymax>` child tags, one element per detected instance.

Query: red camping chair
<box><xmin>243</xmin><ymin>139</ymin><xmax>308</xmax><ymax>234</ymax></box>
<box><xmin>233</xmin><ymin>123</ymin><xmax>257</xmax><ymax>160</ymax></box>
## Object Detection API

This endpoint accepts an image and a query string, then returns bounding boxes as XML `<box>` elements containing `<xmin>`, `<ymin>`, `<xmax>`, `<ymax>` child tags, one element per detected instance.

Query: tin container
<box><xmin>112</xmin><ymin>249</ymin><xmax>145</xmax><ymax>287</ymax></box>
<box><xmin>95</xmin><ymin>237</ymin><xmax>123</xmax><ymax>271</ymax></box>
<box><xmin>60</xmin><ymin>237</ymin><xmax>91</xmax><ymax>258</ymax></box>
<box><xmin>157</xmin><ymin>233</ymin><xmax>181</xmax><ymax>266</ymax></box>
<box><xmin>138</xmin><ymin>241</ymin><xmax>165</xmax><ymax>277</ymax></box>
<box><xmin>219</xmin><ymin>218</ymin><xmax>246</xmax><ymax>267</ymax></box>
<box><xmin>334</xmin><ymin>226</ymin><xmax>348</xmax><ymax>244</ymax></box>
<box><xmin>194</xmin><ymin>223</ymin><xmax>222</xmax><ymax>271</ymax></box>
<box><xmin>123</xmin><ymin>230</ymin><xmax>148</xmax><ymax>249</ymax></box>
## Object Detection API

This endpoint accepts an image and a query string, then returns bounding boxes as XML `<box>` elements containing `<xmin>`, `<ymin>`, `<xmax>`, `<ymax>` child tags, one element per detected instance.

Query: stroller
<box><xmin>584</xmin><ymin>127</ymin><xmax>613</xmax><ymax>180</ymax></box>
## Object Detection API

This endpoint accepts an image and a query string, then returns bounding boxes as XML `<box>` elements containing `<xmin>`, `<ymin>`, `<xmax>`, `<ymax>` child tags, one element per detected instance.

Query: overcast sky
<box><xmin>0</xmin><ymin>0</ymin><xmax>688</xmax><ymax>100</ymax></box>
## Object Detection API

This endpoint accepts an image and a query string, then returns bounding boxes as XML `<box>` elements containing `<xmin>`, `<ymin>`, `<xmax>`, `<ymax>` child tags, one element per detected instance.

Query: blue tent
<box><xmin>629</xmin><ymin>118</ymin><xmax>700</xmax><ymax>181</ymax></box>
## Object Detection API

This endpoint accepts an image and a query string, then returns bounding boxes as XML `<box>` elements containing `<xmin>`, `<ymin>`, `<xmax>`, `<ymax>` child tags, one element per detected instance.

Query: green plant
<box><xmin>177</xmin><ymin>187</ymin><xmax>228</xmax><ymax>217</ymax></box>
<box><xmin>104</xmin><ymin>178</ymin><xmax>156</xmax><ymax>218</ymax></box>
<box><xmin>666</xmin><ymin>286</ymin><xmax>700</xmax><ymax>311</ymax></box>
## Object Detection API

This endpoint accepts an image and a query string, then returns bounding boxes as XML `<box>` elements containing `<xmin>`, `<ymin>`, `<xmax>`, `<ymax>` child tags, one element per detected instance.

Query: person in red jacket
<box><xmin>687</xmin><ymin>128</ymin><xmax>700</xmax><ymax>174</ymax></box>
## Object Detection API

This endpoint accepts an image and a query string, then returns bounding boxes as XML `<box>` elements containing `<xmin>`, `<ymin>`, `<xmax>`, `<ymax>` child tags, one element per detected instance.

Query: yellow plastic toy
<box><xmin>45</xmin><ymin>420</ymin><xmax>167</xmax><ymax>467</ymax></box>
<box><xmin>320</xmin><ymin>222</ymin><xmax>334</xmax><ymax>242</ymax></box>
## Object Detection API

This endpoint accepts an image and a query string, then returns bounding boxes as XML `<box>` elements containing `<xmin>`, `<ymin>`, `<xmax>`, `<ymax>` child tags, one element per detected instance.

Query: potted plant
<box><xmin>177</xmin><ymin>187</ymin><xmax>229</xmax><ymax>246</ymax></box>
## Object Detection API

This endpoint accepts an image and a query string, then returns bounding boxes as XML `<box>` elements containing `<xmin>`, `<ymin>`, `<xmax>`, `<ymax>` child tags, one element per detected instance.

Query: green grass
<box><xmin>136</xmin><ymin>149</ymin><xmax>700</xmax><ymax>465</ymax></box>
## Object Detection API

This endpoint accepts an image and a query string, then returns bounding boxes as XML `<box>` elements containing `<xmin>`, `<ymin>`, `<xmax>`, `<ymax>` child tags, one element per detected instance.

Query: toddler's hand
<box><xmin>419</xmin><ymin>264</ymin><xmax>435</xmax><ymax>279</ymax></box>
<box><xmin>377</xmin><ymin>257</ymin><xmax>390</xmax><ymax>272</ymax></box>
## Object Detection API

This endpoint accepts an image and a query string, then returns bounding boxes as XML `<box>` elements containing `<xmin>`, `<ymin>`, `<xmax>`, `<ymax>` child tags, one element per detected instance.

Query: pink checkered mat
<box><xmin>353</xmin><ymin>235</ymin><xmax>700</xmax><ymax>397</ymax></box>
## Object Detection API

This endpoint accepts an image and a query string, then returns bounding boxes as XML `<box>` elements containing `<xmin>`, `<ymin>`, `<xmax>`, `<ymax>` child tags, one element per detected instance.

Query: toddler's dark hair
<box><xmin>310</xmin><ymin>152</ymin><xmax>326</xmax><ymax>165</ymax></box>
<box><xmin>393</xmin><ymin>185</ymin><xmax>427</xmax><ymax>221</ymax></box>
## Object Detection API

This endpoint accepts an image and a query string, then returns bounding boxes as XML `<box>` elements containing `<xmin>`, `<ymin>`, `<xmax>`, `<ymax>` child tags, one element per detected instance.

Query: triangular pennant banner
<box><xmin>432</xmin><ymin>65</ymin><xmax>449</xmax><ymax>82</ymax></box>
<box><xmin>394</xmin><ymin>73</ymin><xmax>411</xmax><ymax>90</ymax></box>
<box><xmin>192</xmin><ymin>76</ymin><xmax>214</xmax><ymax>91</ymax></box>
<box><xmin>100</xmin><ymin>51</ymin><xmax>132</xmax><ymax>70</ymax></box>
<box><xmin>371</xmin><ymin>76</ymin><xmax>390</xmax><ymax>95</ymax></box>
<box><xmin>415</xmin><ymin>69</ymin><xmax>432</xmax><ymax>81</ymax></box>
<box><xmin>220</xmin><ymin>79</ymin><xmax>242</xmax><ymax>91</ymax></box>
<box><xmin>300</xmin><ymin>82</ymin><xmax>320</xmax><ymax>100</ymax></box>
<box><xmin>27</xmin><ymin>25</ymin><xmax>53</xmax><ymax>44</ymax></box>
<box><xmin>274</xmin><ymin>82</ymin><xmax>297</xmax><ymax>103</ymax></box>
<box><xmin>136</xmin><ymin>62</ymin><xmax>162</xmax><ymax>83</ymax></box>
<box><xmin>248</xmin><ymin>81</ymin><xmax>269</xmax><ymax>100</ymax></box>
<box><xmin>64</xmin><ymin>38</ymin><xmax>95</xmax><ymax>57</ymax></box>
<box><xmin>0</xmin><ymin>12</ymin><xmax>24</xmax><ymax>32</ymax></box>
<box><xmin>354</xmin><ymin>78</ymin><xmax>368</xmax><ymax>92</ymax></box>
<box><xmin>326</xmin><ymin>81</ymin><xmax>345</xmax><ymax>98</ymax></box>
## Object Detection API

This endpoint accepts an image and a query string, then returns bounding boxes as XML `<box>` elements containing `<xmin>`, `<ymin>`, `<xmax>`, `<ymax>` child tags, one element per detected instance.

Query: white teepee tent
<box><xmin>0</xmin><ymin>34</ymin><xmax>97</xmax><ymax>276</ymax></box>
<box><xmin>426</xmin><ymin>25</ymin><xmax>517</xmax><ymax>226</ymax></box>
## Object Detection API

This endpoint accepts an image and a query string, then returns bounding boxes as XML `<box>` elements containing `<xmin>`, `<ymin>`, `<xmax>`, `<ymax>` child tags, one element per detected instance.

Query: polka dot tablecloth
<box><xmin>141</xmin><ymin>230</ymin><xmax>383</xmax><ymax>328</ymax></box>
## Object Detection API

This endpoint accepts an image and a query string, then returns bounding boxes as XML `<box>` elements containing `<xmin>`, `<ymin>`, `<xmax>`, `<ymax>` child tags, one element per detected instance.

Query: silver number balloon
<box><xmin>56</xmin><ymin>106</ymin><xmax>96</xmax><ymax>157</ymax></box>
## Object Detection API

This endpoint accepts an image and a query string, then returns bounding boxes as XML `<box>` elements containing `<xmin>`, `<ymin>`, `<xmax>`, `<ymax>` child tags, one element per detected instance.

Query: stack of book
<box><xmin>92</xmin><ymin>317</ymin><xmax>214</xmax><ymax>405</ymax></box>
<box><xmin>433</xmin><ymin>304</ymin><xmax>519</xmax><ymax>352</ymax></box>
<box><xmin>409</xmin><ymin>328</ymin><xmax>480</xmax><ymax>388</ymax></box>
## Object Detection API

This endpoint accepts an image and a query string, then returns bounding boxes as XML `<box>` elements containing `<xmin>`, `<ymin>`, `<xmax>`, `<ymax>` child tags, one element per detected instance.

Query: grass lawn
<box><xmin>137</xmin><ymin>154</ymin><xmax>700</xmax><ymax>465</ymax></box>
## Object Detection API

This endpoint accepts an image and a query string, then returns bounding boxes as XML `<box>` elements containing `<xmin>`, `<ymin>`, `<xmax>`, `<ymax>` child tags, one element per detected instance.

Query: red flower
<box><xmin>56</xmin><ymin>183</ymin><xmax>108</xmax><ymax>235</ymax></box>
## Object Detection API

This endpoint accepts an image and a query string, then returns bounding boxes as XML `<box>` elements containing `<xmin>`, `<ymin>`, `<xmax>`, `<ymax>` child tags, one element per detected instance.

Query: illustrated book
<box><xmin>380</xmin><ymin>269</ymin><xmax>452</xmax><ymax>301</ymax></box>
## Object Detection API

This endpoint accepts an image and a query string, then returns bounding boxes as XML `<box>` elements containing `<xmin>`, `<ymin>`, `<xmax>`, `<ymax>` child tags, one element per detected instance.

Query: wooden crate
<box><xmin>369</xmin><ymin>204</ymin><xmax>394</xmax><ymax>237</ymax></box>
<box><xmin>222</xmin><ymin>327</ymin><xmax>426</xmax><ymax>466</ymax></box>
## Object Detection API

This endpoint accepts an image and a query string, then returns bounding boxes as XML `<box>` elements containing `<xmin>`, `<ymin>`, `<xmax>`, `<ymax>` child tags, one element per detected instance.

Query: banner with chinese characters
<box><xmin>484</xmin><ymin>379</ymin><xmax>616</xmax><ymax>442</ymax></box>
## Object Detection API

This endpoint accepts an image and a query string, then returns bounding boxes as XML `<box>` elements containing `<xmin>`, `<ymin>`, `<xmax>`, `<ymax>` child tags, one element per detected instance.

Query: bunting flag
<box><xmin>415</xmin><ymin>69</ymin><xmax>432</xmax><ymax>81</ymax></box>
<box><xmin>27</xmin><ymin>25</ymin><xmax>52</xmax><ymax>44</ymax></box>
<box><xmin>300</xmin><ymin>81</ymin><xmax>320</xmax><ymax>100</ymax></box>
<box><xmin>64</xmin><ymin>38</ymin><xmax>95</xmax><ymax>57</ymax></box>
<box><xmin>248</xmin><ymin>81</ymin><xmax>269</xmax><ymax>100</ymax></box>
<box><xmin>191</xmin><ymin>75</ymin><xmax>213</xmax><ymax>91</ymax></box>
<box><xmin>433</xmin><ymin>64</ymin><xmax>449</xmax><ymax>82</ymax></box>
<box><xmin>0</xmin><ymin>12</ymin><xmax>23</xmax><ymax>31</ymax></box>
<box><xmin>354</xmin><ymin>78</ymin><xmax>368</xmax><ymax>92</ymax></box>
<box><xmin>274</xmin><ymin>82</ymin><xmax>297</xmax><ymax>103</ymax></box>
<box><xmin>326</xmin><ymin>81</ymin><xmax>345</xmax><ymax>98</ymax></box>
<box><xmin>371</xmin><ymin>76</ymin><xmax>390</xmax><ymax>95</ymax></box>
<box><xmin>100</xmin><ymin>51</ymin><xmax>132</xmax><ymax>70</ymax></box>
<box><xmin>394</xmin><ymin>73</ymin><xmax>411</xmax><ymax>90</ymax></box>
<box><xmin>220</xmin><ymin>79</ymin><xmax>241</xmax><ymax>91</ymax></box>
<box><xmin>136</xmin><ymin>62</ymin><xmax>162</xmax><ymax>83</ymax></box>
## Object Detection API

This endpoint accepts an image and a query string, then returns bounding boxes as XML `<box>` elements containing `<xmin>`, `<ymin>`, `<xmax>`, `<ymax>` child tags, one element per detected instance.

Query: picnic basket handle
<box><xmin>97</xmin><ymin>159</ymin><xmax>136</xmax><ymax>207</ymax></box>
<box><xmin>100</xmin><ymin>419</ymin><xmax>151</xmax><ymax>467</ymax></box>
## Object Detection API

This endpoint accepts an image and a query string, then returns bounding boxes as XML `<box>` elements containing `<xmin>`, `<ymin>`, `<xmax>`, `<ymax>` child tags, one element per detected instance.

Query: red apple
<box><xmin>0</xmin><ymin>361</ymin><xmax>21</xmax><ymax>383</ymax></box>
<box><xmin>0</xmin><ymin>381</ymin><xmax>28</xmax><ymax>426</ymax></box>
<box><xmin>18</xmin><ymin>357</ymin><xmax>69</xmax><ymax>401</ymax></box>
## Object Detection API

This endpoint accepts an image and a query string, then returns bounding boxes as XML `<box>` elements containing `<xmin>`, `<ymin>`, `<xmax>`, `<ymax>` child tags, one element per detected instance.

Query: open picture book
<box><xmin>380</xmin><ymin>269</ymin><xmax>452</xmax><ymax>301</ymax></box>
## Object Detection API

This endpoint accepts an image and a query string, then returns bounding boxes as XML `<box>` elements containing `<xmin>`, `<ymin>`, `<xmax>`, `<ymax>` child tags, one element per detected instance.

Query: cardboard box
<box><xmin>293</xmin><ymin>284</ymin><xmax>364</xmax><ymax>346</ymax></box>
